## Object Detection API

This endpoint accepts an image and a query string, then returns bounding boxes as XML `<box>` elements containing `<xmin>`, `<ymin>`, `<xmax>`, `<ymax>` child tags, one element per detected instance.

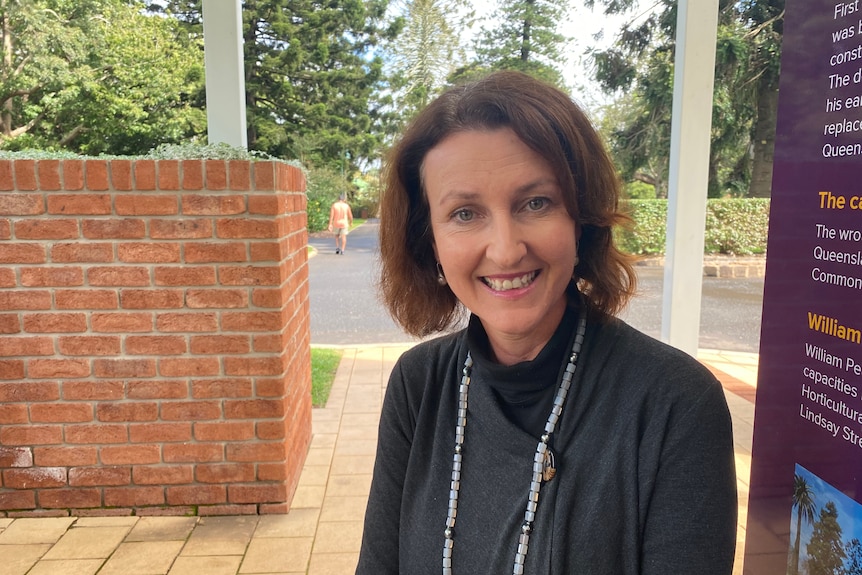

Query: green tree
<box><xmin>151</xmin><ymin>0</ymin><xmax>399</xmax><ymax>173</ymax></box>
<box><xmin>456</xmin><ymin>0</ymin><xmax>569</xmax><ymax>86</ymax></box>
<box><xmin>790</xmin><ymin>474</ymin><xmax>817</xmax><ymax>575</ymax></box>
<box><xmin>843</xmin><ymin>538</ymin><xmax>862</xmax><ymax>575</ymax></box>
<box><xmin>587</xmin><ymin>0</ymin><xmax>783</xmax><ymax>198</ymax></box>
<box><xmin>806</xmin><ymin>501</ymin><xmax>845</xmax><ymax>575</ymax></box>
<box><xmin>1</xmin><ymin>0</ymin><xmax>205</xmax><ymax>154</ymax></box>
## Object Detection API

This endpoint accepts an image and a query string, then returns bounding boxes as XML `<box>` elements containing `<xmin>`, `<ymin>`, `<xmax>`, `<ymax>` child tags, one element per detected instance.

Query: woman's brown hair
<box><xmin>378</xmin><ymin>70</ymin><xmax>637</xmax><ymax>337</ymax></box>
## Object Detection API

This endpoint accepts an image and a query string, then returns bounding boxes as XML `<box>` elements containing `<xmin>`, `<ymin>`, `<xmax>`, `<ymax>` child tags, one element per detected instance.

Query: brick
<box><xmin>51</xmin><ymin>242</ymin><xmax>114</xmax><ymax>263</ymax></box>
<box><xmin>253</xmin><ymin>334</ymin><xmax>284</xmax><ymax>353</ymax></box>
<box><xmin>125</xmin><ymin>335</ymin><xmax>186</xmax><ymax>355</ymax></box>
<box><xmin>186</xmin><ymin>289</ymin><xmax>248</xmax><ymax>309</ymax></box>
<box><xmin>127</xmin><ymin>379</ymin><xmax>188</xmax><ymax>399</ymax></box>
<box><xmin>256</xmin><ymin>421</ymin><xmax>286</xmax><ymax>441</ymax></box>
<box><xmin>82</xmin><ymin>218</ymin><xmax>146</xmax><ymax>239</ymax></box>
<box><xmin>257</xmin><ymin>462</ymin><xmax>287</xmax><ymax>481</ymax></box>
<box><xmin>250</xmin><ymin>242</ymin><xmax>282</xmax><ymax>262</ymax></box>
<box><xmin>118</xmin><ymin>242</ymin><xmax>181</xmax><ymax>263</ymax></box>
<box><xmin>0</xmin><ymin>446</ymin><xmax>34</xmax><ymax>467</ymax></box>
<box><xmin>155</xmin><ymin>312</ymin><xmax>217</xmax><ymax>332</ymax></box>
<box><xmin>224</xmin><ymin>399</ymin><xmax>283</xmax><ymax>419</ymax></box>
<box><xmin>58</xmin><ymin>335</ymin><xmax>121</xmax><ymax>356</ymax></box>
<box><xmin>197</xmin><ymin>463</ymin><xmax>254</xmax><ymax>483</ymax></box>
<box><xmin>55</xmin><ymin>289</ymin><xmax>118</xmax><ymax>309</ymax></box>
<box><xmin>191</xmin><ymin>378</ymin><xmax>252</xmax><ymax>399</ymax></box>
<box><xmin>229</xmin><ymin>484</ymin><xmax>286</xmax><ymax>505</ymax></box>
<box><xmin>154</xmin><ymin>266</ymin><xmax>216</xmax><ymax>286</ymax></box>
<box><xmin>224</xmin><ymin>357</ymin><xmax>284</xmax><ymax>378</ymax></box>
<box><xmin>104</xmin><ymin>486</ymin><xmax>165</xmax><ymax>508</ymax></box>
<box><xmin>33</xmin><ymin>446</ymin><xmax>97</xmax><ymax>467</ymax></box>
<box><xmin>91</xmin><ymin>312</ymin><xmax>153</xmax><ymax>333</ymax></box>
<box><xmin>133</xmin><ymin>465</ymin><xmax>193</xmax><ymax>485</ymax></box>
<box><xmin>255</xmin><ymin>377</ymin><xmax>285</xmax><ymax>396</ymax></box>
<box><xmin>88</xmin><ymin>266</ymin><xmax>151</xmax><ymax>286</ymax></box>
<box><xmin>0</xmin><ymin>360</ymin><xmax>26</xmax><ymax>380</ymax></box>
<box><xmin>4</xmin><ymin>467</ymin><xmax>66</xmax><ymax>489</ymax></box>
<box><xmin>189</xmin><ymin>335</ymin><xmax>249</xmax><ymax>354</ymax></box>
<box><xmin>228</xmin><ymin>160</ymin><xmax>251</xmax><ymax>191</ymax></box>
<box><xmin>248</xmin><ymin>195</ymin><xmax>282</xmax><ymax>215</ymax></box>
<box><xmin>97</xmin><ymin>402</ymin><xmax>158</xmax><ymax>422</ymax></box>
<box><xmin>115</xmin><ymin>194</ymin><xmax>177</xmax><ymax>216</ymax></box>
<box><xmin>99</xmin><ymin>444</ymin><xmax>161</xmax><ymax>465</ymax></box>
<box><xmin>203</xmin><ymin>161</ymin><xmax>228</xmax><ymax>191</ymax></box>
<box><xmin>20</xmin><ymin>267</ymin><xmax>84</xmax><ymax>287</ymax></box>
<box><xmin>181</xmin><ymin>160</ymin><xmax>204</xmax><ymax>190</ymax></box>
<box><xmin>0</xmin><ymin>490</ymin><xmax>36</xmax><ymax>511</ymax></box>
<box><xmin>0</xmin><ymin>160</ymin><xmax>12</xmax><ymax>190</ymax></box>
<box><xmin>219</xmin><ymin>265</ymin><xmax>280</xmax><ymax>286</ymax></box>
<box><xmin>0</xmin><ymin>424</ymin><xmax>63</xmax><ymax>446</ymax></box>
<box><xmin>47</xmin><ymin>194</ymin><xmax>111</xmax><ymax>214</ymax></box>
<box><xmin>13</xmin><ymin>159</ymin><xmax>37</xmax><ymax>190</ymax></box>
<box><xmin>65</xmin><ymin>424</ymin><xmax>128</xmax><ymax>444</ymax></box>
<box><xmin>39</xmin><ymin>488</ymin><xmax>101</xmax><ymax>509</ymax></box>
<box><xmin>0</xmin><ymin>243</ymin><xmax>47</xmax><ymax>264</ymax></box>
<box><xmin>184</xmin><ymin>242</ymin><xmax>247</xmax><ymax>263</ymax></box>
<box><xmin>160</xmin><ymin>400</ymin><xmax>221</xmax><ymax>420</ymax></box>
<box><xmin>30</xmin><ymin>403</ymin><xmax>93</xmax><ymax>423</ymax></box>
<box><xmin>0</xmin><ymin>403</ymin><xmax>28</xmax><ymax>423</ymax></box>
<box><xmin>226</xmin><ymin>442</ymin><xmax>284</xmax><ymax>462</ymax></box>
<box><xmin>163</xmin><ymin>443</ymin><xmax>224</xmax><ymax>464</ymax></box>
<box><xmin>133</xmin><ymin>160</ymin><xmax>156</xmax><ymax>190</ymax></box>
<box><xmin>29</xmin><ymin>359</ymin><xmax>91</xmax><ymax>379</ymax></box>
<box><xmin>0</xmin><ymin>193</ymin><xmax>44</xmax><ymax>215</ymax></box>
<box><xmin>128</xmin><ymin>422</ymin><xmax>191</xmax><ymax>443</ymax></box>
<box><xmin>120</xmin><ymin>289</ymin><xmax>183</xmax><ymax>309</ymax></box>
<box><xmin>0</xmin><ymin>313</ymin><xmax>22</xmax><ymax>333</ymax></box>
<box><xmin>15</xmin><ymin>219</ymin><xmax>78</xmax><ymax>239</ymax></box>
<box><xmin>253</xmin><ymin>162</ymin><xmax>276</xmax><ymax>191</ymax></box>
<box><xmin>84</xmin><ymin>160</ymin><xmax>110</xmax><ymax>190</ymax></box>
<box><xmin>167</xmin><ymin>485</ymin><xmax>226</xmax><ymax>506</ymax></box>
<box><xmin>157</xmin><ymin>160</ymin><xmax>181</xmax><ymax>190</ymax></box>
<box><xmin>61</xmin><ymin>159</ymin><xmax>85</xmax><ymax>190</ymax></box>
<box><xmin>193</xmin><ymin>421</ymin><xmax>255</xmax><ymax>442</ymax></box>
<box><xmin>110</xmin><ymin>159</ymin><xmax>133</xmax><ymax>190</ymax></box>
<box><xmin>150</xmin><ymin>218</ymin><xmax>212</xmax><ymax>239</ymax></box>
<box><xmin>62</xmin><ymin>380</ymin><xmax>124</xmax><ymax>401</ymax></box>
<box><xmin>181</xmin><ymin>193</ymin><xmax>244</xmax><ymax>215</ymax></box>
<box><xmin>93</xmin><ymin>358</ymin><xmax>156</xmax><ymax>378</ymax></box>
<box><xmin>221</xmin><ymin>311</ymin><xmax>282</xmax><ymax>331</ymax></box>
<box><xmin>217</xmin><ymin>218</ymin><xmax>278</xmax><ymax>239</ymax></box>
<box><xmin>37</xmin><ymin>160</ymin><xmax>61</xmax><ymax>190</ymax></box>
<box><xmin>159</xmin><ymin>358</ymin><xmax>219</xmax><ymax>378</ymax></box>
<box><xmin>0</xmin><ymin>336</ymin><xmax>54</xmax><ymax>356</ymax></box>
<box><xmin>0</xmin><ymin>381</ymin><xmax>60</xmax><ymax>401</ymax></box>
<box><xmin>69</xmin><ymin>466</ymin><xmax>130</xmax><ymax>486</ymax></box>
<box><xmin>0</xmin><ymin>220</ymin><xmax>9</xmax><ymax>240</ymax></box>
<box><xmin>23</xmin><ymin>313</ymin><xmax>87</xmax><ymax>333</ymax></box>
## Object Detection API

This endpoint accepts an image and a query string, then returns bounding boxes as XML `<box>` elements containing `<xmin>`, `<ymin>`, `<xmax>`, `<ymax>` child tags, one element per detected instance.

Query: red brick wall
<box><xmin>0</xmin><ymin>158</ymin><xmax>312</xmax><ymax>517</ymax></box>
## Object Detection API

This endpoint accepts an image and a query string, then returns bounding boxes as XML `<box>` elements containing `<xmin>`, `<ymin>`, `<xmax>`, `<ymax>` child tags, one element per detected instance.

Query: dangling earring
<box><xmin>436</xmin><ymin>262</ymin><xmax>447</xmax><ymax>286</ymax></box>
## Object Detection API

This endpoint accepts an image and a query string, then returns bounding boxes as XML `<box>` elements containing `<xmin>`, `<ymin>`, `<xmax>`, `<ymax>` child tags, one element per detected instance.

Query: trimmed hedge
<box><xmin>616</xmin><ymin>198</ymin><xmax>770</xmax><ymax>256</ymax></box>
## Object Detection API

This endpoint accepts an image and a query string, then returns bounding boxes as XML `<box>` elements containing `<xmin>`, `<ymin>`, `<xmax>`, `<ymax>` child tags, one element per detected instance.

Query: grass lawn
<box><xmin>311</xmin><ymin>347</ymin><xmax>342</xmax><ymax>407</ymax></box>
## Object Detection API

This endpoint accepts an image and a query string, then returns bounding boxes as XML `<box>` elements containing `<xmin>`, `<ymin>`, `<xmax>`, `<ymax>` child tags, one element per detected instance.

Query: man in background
<box><xmin>328</xmin><ymin>193</ymin><xmax>353</xmax><ymax>254</ymax></box>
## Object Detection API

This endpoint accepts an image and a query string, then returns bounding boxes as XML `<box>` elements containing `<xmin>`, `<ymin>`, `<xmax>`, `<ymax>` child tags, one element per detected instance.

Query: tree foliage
<box><xmin>806</xmin><ymin>501</ymin><xmax>845</xmax><ymax>575</ymax></box>
<box><xmin>790</xmin><ymin>474</ymin><xmax>817</xmax><ymax>575</ymax></box>
<box><xmin>0</xmin><ymin>0</ymin><xmax>205</xmax><ymax>154</ymax></box>
<box><xmin>587</xmin><ymin>0</ymin><xmax>784</xmax><ymax>198</ymax></box>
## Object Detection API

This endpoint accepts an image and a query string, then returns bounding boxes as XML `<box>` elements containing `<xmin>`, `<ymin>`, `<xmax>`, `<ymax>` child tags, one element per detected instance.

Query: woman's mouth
<box><xmin>482</xmin><ymin>271</ymin><xmax>538</xmax><ymax>292</ymax></box>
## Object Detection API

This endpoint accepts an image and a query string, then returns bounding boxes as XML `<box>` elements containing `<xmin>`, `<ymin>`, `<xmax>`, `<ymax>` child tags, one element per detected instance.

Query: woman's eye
<box><xmin>527</xmin><ymin>198</ymin><xmax>548</xmax><ymax>211</ymax></box>
<box><xmin>454</xmin><ymin>209</ymin><xmax>474</xmax><ymax>222</ymax></box>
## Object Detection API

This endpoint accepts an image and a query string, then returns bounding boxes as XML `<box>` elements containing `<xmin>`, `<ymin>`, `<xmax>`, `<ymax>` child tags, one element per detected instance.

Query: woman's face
<box><xmin>423</xmin><ymin>128</ymin><xmax>578</xmax><ymax>362</ymax></box>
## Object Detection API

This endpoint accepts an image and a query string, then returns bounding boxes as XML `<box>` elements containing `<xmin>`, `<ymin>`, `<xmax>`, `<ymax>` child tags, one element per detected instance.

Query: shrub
<box><xmin>306</xmin><ymin>167</ymin><xmax>350</xmax><ymax>232</ymax></box>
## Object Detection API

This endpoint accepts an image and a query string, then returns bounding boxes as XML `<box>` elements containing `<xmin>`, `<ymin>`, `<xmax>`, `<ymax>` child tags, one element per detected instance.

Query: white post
<box><xmin>660</xmin><ymin>0</ymin><xmax>719</xmax><ymax>356</ymax></box>
<box><xmin>202</xmin><ymin>0</ymin><xmax>248</xmax><ymax>148</ymax></box>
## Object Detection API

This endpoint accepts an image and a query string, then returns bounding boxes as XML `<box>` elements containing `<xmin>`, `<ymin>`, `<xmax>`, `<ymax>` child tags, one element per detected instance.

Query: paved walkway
<box><xmin>0</xmin><ymin>345</ymin><xmax>757</xmax><ymax>575</ymax></box>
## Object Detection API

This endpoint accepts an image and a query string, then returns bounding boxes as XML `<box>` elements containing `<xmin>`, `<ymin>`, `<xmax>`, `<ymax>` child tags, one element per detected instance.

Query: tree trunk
<box><xmin>748</xmin><ymin>77</ymin><xmax>779</xmax><ymax>198</ymax></box>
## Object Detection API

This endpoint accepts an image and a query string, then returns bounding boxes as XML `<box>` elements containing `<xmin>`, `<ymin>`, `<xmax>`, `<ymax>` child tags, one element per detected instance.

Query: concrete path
<box><xmin>0</xmin><ymin>345</ymin><xmax>756</xmax><ymax>575</ymax></box>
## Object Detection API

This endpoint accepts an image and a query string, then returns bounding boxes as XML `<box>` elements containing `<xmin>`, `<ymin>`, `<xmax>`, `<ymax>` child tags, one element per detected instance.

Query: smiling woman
<box><xmin>360</xmin><ymin>71</ymin><xmax>738</xmax><ymax>575</ymax></box>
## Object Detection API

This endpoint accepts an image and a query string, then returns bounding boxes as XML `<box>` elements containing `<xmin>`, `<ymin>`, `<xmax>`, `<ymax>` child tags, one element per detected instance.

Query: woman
<box><xmin>357</xmin><ymin>71</ymin><xmax>737</xmax><ymax>574</ymax></box>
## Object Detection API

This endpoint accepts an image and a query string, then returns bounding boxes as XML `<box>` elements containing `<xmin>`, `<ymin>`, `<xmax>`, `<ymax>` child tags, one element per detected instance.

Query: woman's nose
<box><xmin>485</xmin><ymin>218</ymin><xmax>527</xmax><ymax>268</ymax></box>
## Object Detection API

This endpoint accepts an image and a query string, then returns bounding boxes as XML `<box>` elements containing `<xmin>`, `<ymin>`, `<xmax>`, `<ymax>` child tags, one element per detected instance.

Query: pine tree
<box><xmin>805</xmin><ymin>501</ymin><xmax>846</xmax><ymax>575</ymax></box>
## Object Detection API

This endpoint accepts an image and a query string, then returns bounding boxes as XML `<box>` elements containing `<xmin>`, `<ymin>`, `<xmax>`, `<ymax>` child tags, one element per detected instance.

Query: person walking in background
<box><xmin>328</xmin><ymin>193</ymin><xmax>353</xmax><ymax>254</ymax></box>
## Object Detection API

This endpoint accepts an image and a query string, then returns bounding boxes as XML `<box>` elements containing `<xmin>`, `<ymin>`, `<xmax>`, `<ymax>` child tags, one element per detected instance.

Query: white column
<box><xmin>202</xmin><ymin>0</ymin><xmax>248</xmax><ymax>148</ymax></box>
<box><xmin>660</xmin><ymin>0</ymin><xmax>719</xmax><ymax>356</ymax></box>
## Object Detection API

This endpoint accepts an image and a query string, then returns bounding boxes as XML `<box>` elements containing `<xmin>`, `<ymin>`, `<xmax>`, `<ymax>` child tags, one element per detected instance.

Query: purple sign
<box><xmin>744</xmin><ymin>0</ymin><xmax>862</xmax><ymax>573</ymax></box>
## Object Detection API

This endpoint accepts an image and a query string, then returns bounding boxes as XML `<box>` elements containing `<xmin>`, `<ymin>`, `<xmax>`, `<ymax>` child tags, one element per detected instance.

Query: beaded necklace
<box><xmin>442</xmin><ymin>314</ymin><xmax>587</xmax><ymax>575</ymax></box>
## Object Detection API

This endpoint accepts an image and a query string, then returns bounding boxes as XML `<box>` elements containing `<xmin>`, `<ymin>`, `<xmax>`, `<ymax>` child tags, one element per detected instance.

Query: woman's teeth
<box><xmin>484</xmin><ymin>272</ymin><xmax>537</xmax><ymax>291</ymax></box>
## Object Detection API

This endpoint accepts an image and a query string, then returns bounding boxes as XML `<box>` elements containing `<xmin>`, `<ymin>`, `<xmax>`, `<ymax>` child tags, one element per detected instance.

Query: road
<box><xmin>308</xmin><ymin>221</ymin><xmax>765</xmax><ymax>353</ymax></box>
